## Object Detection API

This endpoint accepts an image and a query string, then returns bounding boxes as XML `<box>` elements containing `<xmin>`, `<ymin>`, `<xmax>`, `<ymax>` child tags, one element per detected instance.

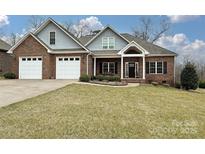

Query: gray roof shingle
<box><xmin>0</xmin><ymin>39</ymin><xmax>11</xmax><ymax>51</ymax></box>
<box><xmin>78</xmin><ymin>33</ymin><xmax>177</xmax><ymax>56</ymax></box>
<box><xmin>92</xmin><ymin>50</ymin><xmax>119</xmax><ymax>55</ymax></box>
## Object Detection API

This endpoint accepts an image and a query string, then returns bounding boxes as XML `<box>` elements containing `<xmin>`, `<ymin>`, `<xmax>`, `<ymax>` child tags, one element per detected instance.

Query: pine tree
<box><xmin>181</xmin><ymin>62</ymin><xmax>199</xmax><ymax>90</ymax></box>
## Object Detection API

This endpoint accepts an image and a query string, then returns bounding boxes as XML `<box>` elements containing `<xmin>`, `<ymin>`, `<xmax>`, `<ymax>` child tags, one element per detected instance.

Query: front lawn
<box><xmin>0</xmin><ymin>84</ymin><xmax>205</xmax><ymax>138</ymax></box>
<box><xmin>0</xmin><ymin>73</ymin><xmax>4</xmax><ymax>80</ymax></box>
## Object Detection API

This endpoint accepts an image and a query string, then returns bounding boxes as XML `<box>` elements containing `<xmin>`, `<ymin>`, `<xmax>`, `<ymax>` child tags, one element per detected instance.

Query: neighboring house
<box><xmin>0</xmin><ymin>39</ymin><xmax>11</xmax><ymax>73</ymax></box>
<box><xmin>8</xmin><ymin>18</ymin><xmax>177</xmax><ymax>85</ymax></box>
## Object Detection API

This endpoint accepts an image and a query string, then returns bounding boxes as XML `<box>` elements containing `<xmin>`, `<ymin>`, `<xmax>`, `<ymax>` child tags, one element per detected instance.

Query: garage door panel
<box><xmin>56</xmin><ymin>57</ymin><xmax>80</xmax><ymax>79</ymax></box>
<box><xmin>19</xmin><ymin>57</ymin><xmax>42</xmax><ymax>79</ymax></box>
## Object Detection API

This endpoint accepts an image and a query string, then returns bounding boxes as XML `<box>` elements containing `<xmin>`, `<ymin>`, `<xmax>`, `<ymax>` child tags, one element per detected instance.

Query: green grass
<box><xmin>0</xmin><ymin>73</ymin><xmax>4</xmax><ymax>80</ymax></box>
<box><xmin>0</xmin><ymin>84</ymin><xmax>205</xmax><ymax>138</ymax></box>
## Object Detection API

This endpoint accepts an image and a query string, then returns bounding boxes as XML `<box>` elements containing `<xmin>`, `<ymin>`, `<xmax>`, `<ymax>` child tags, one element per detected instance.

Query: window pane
<box><xmin>157</xmin><ymin>62</ymin><xmax>163</xmax><ymax>73</ymax></box>
<box><xmin>102</xmin><ymin>38</ymin><xmax>108</xmax><ymax>49</ymax></box>
<box><xmin>50</xmin><ymin>32</ymin><xmax>55</xmax><ymax>45</ymax></box>
<box><xmin>163</xmin><ymin>62</ymin><xmax>167</xmax><ymax>74</ymax></box>
<box><xmin>109</xmin><ymin>38</ymin><xmax>115</xmax><ymax>49</ymax></box>
<box><xmin>109</xmin><ymin>62</ymin><xmax>115</xmax><ymax>74</ymax></box>
<box><xmin>146</xmin><ymin>62</ymin><xmax>149</xmax><ymax>74</ymax></box>
<box><xmin>150</xmin><ymin>62</ymin><xmax>155</xmax><ymax>73</ymax></box>
<box><xmin>102</xmin><ymin>62</ymin><xmax>108</xmax><ymax>74</ymax></box>
<box><xmin>125</xmin><ymin>63</ymin><xmax>129</xmax><ymax>77</ymax></box>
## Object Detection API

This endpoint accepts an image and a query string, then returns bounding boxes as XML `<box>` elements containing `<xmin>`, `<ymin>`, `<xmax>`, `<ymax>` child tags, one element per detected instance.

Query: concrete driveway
<box><xmin>0</xmin><ymin>80</ymin><xmax>76</xmax><ymax>108</ymax></box>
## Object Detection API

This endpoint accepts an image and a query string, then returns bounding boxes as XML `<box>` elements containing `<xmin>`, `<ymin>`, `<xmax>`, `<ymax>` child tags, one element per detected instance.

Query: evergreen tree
<box><xmin>181</xmin><ymin>62</ymin><xmax>199</xmax><ymax>90</ymax></box>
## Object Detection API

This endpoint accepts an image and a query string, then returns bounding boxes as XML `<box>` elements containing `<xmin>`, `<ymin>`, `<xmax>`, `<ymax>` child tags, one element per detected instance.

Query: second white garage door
<box><xmin>56</xmin><ymin>57</ymin><xmax>80</xmax><ymax>79</ymax></box>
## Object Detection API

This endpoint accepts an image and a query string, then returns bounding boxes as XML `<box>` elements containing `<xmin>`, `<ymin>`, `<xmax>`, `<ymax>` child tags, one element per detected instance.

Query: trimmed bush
<box><xmin>181</xmin><ymin>62</ymin><xmax>199</xmax><ymax>90</ymax></box>
<box><xmin>175</xmin><ymin>82</ymin><xmax>181</xmax><ymax>89</ymax></box>
<box><xmin>95</xmin><ymin>75</ymin><xmax>104</xmax><ymax>81</ymax></box>
<box><xmin>95</xmin><ymin>75</ymin><xmax>121</xmax><ymax>82</ymax></box>
<box><xmin>108</xmin><ymin>75</ymin><xmax>121</xmax><ymax>82</ymax></box>
<box><xmin>79</xmin><ymin>74</ymin><xmax>89</xmax><ymax>82</ymax></box>
<box><xmin>199</xmin><ymin>81</ymin><xmax>205</xmax><ymax>89</ymax></box>
<box><xmin>3</xmin><ymin>72</ymin><xmax>16</xmax><ymax>79</ymax></box>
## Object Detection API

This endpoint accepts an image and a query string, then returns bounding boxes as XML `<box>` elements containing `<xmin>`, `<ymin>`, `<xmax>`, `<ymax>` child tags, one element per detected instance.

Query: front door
<box><xmin>129</xmin><ymin>62</ymin><xmax>135</xmax><ymax>78</ymax></box>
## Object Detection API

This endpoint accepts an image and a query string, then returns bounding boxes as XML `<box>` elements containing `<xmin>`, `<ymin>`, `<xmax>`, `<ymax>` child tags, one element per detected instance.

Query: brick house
<box><xmin>8</xmin><ymin>18</ymin><xmax>177</xmax><ymax>85</ymax></box>
<box><xmin>0</xmin><ymin>39</ymin><xmax>11</xmax><ymax>73</ymax></box>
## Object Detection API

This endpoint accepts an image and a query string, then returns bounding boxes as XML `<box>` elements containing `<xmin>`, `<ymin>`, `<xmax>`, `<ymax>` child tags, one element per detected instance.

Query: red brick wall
<box><xmin>145</xmin><ymin>56</ymin><xmax>175</xmax><ymax>85</ymax></box>
<box><xmin>0</xmin><ymin>50</ymin><xmax>12</xmax><ymax>73</ymax></box>
<box><xmin>12</xmin><ymin>35</ymin><xmax>90</xmax><ymax>79</ymax></box>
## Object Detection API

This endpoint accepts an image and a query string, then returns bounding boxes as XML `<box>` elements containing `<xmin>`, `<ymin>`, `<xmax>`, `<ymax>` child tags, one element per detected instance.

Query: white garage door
<box><xmin>56</xmin><ymin>57</ymin><xmax>80</xmax><ymax>79</ymax></box>
<box><xmin>19</xmin><ymin>57</ymin><xmax>42</xmax><ymax>79</ymax></box>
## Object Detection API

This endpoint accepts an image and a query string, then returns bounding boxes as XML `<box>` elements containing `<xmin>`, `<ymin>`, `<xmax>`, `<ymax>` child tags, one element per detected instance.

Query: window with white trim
<box><xmin>102</xmin><ymin>62</ymin><xmax>115</xmax><ymax>74</ymax></box>
<box><xmin>102</xmin><ymin>37</ymin><xmax>115</xmax><ymax>49</ymax></box>
<box><xmin>50</xmin><ymin>32</ymin><xmax>55</xmax><ymax>45</ymax></box>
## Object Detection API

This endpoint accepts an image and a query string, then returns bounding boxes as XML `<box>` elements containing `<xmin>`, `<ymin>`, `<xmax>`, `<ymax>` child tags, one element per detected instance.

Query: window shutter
<box><xmin>115</xmin><ymin>62</ymin><xmax>118</xmax><ymax>74</ymax></box>
<box><xmin>163</xmin><ymin>62</ymin><xmax>167</xmax><ymax>74</ymax></box>
<box><xmin>146</xmin><ymin>62</ymin><xmax>149</xmax><ymax>74</ymax></box>
<box><xmin>99</xmin><ymin>62</ymin><xmax>102</xmax><ymax>74</ymax></box>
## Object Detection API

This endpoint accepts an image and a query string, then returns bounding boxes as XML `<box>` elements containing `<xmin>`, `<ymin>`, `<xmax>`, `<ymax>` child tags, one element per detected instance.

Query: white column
<box><xmin>94</xmin><ymin>57</ymin><xmax>96</xmax><ymax>76</ymax></box>
<box><xmin>121</xmin><ymin>55</ymin><xmax>123</xmax><ymax>79</ymax></box>
<box><xmin>142</xmin><ymin>55</ymin><xmax>145</xmax><ymax>79</ymax></box>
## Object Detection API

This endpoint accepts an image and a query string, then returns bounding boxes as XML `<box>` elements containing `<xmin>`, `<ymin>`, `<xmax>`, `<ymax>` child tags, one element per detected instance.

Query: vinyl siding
<box><xmin>87</xmin><ymin>28</ymin><xmax>128</xmax><ymax>51</ymax></box>
<box><xmin>37</xmin><ymin>22</ymin><xmax>82</xmax><ymax>50</ymax></box>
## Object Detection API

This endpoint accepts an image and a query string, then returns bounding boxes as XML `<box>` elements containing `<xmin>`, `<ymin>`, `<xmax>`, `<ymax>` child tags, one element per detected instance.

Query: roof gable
<box><xmin>118</xmin><ymin>41</ymin><xmax>149</xmax><ymax>55</ymax></box>
<box><xmin>34</xmin><ymin>18</ymin><xmax>89</xmax><ymax>52</ymax></box>
<box><xmin>8</xmin><ymin>33</ymin><xmax>50</xmax><ymax>53</ymax></box>
<box><xmin>121</xmin><ymin>33</ymin><xmax>177</xmax><ymax>56</ymax></box>
<box><xmin>85</xmin><ymin>26</ymin><xmax>130</xmax><ymax>47</ymax></box>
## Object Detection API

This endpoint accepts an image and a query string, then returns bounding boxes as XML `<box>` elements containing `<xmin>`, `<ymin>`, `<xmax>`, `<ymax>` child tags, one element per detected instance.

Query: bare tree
<box><xmin>133</xmin><ymin>16</ymin><xmax>170</xmax><ymax>43</ymax></box>
<box><xmin>9</xmin><ymin>32</ymin><xmax>18</xmax><ymax>45</ymax></box>
<box><xmin>27</xmin><ymin>15</ymin><xmax>45</xmax><ymax>31</ymax></box>
<box><xmin>62</xmin><ymin>21</ymin><xmax>73</xmax><ymax>32</ymax></box>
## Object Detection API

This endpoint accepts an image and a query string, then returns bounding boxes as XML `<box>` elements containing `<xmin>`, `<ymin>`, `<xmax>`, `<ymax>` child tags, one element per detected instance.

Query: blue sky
<box><xmin>1</xmin><ymin>15</ymin><xmax>205</xmax><ymax>41</ymax></box>
<box><xmin>1</xmin><ymin>15</ymin><xmax>205</xmax><ymax>62</ymax></box>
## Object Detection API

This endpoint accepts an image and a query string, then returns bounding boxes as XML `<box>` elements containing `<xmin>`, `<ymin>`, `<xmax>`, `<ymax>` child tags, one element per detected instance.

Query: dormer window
<box><xmin>102</xmin><ymin>37</ymin><xmax>115</xmax><ymax>49</ymax></box>
<box><xmin>50</xmin><ymin>32</ymin><xmax>55</xmax><ymax>45</ymax></box>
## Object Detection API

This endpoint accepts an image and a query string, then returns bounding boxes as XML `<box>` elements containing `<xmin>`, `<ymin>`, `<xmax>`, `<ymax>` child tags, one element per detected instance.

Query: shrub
<box><xmin>181</xmin><ymin>62</ymin><xmax>199</xmax><ymax>90</ymax></box>
<box><xmin>108</xmin><ymin>75</ymin><xmax>121</xmax><ymax>82</ymax></box>
<box><xmin>90</xmin><ymin>75</ymin><xmax>96</xmax><ymax>81</ymax></box>
<box><xmin>95</xmin><ymin>75</ymin><xmax>104</xmax><ymax>81</ymax></box>
<box><xmin>175</xmin><ymin>82</ymin><xmax>181</xmax><ymax>89</ymax></box>
<box><xmin>95</xmin><ymin>75</ymin><xmax>121</xmax><ymax>82</ymax></box>
<box><xmin>3</xmin><ymin>72</ymin><xmax>16</xmax><ymax>79</ymax></box>
<box><xmin>199</xmin><ymin>81</ymin><xmax>205</xmax><ymax>89</ymax></box>
<box><xmin>79</xmin><ymin>74</ymin><xmax>89</xmax><ymax>82</ymax></box>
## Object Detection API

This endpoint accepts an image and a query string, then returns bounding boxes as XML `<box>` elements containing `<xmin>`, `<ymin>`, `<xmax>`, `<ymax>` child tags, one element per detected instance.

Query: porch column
<box><xmin>94</xmin><ymin>57</ymin><xmax>96</xmax><ymax>76</ymax></box>
<box><xmin>121</xmin><ymin>55</ymin><xmax>123</xmax><ymax>79</ymax></box>
<box><xmin>142</xmin><ymin>55</ymin><xmax>145</xmax><ymax>79</ymax></box>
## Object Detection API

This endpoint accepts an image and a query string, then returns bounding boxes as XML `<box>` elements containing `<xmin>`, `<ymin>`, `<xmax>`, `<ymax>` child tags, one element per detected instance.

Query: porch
<box><xmin>92</xmin><ymin>41</ymin><xmax>147</xmax><ymax>82</ymax></box>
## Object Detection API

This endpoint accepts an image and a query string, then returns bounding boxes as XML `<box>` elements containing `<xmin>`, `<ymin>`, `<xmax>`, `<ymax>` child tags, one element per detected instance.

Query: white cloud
<box><xmin>167</xmin><ymin>15</ymin><xmax>200</xmax><ymax>23</ymax></box>
<box><xmin>0</xmin><ymin>15</ymin><xmax>9</xmax><ymax>28</ymax></box>
<box><xmin>72</xmin><ymin>16</ymin><xmax>104</xmax><ymax>37</ymax></box>
<box><xmin>155</xmin><ymin>33</ymin><xmax>205</xmax><ymax>63</ymax></box>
